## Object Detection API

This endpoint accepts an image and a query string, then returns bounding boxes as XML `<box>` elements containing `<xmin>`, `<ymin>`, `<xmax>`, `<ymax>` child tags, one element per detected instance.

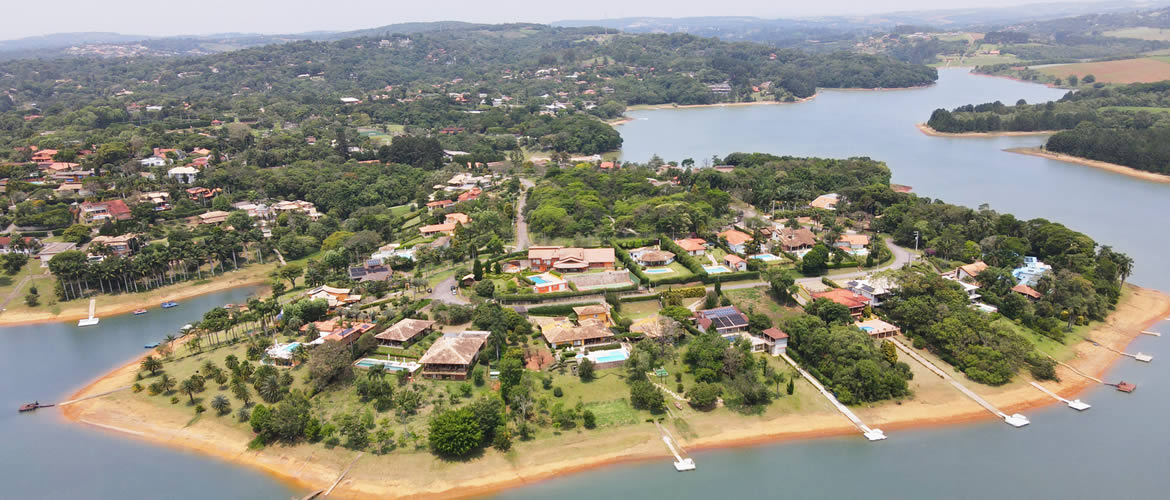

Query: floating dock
<box><xmin>890</xmin><ymin>339</ymin><xmax>1029</xmax><ymax>428</ymax></box>
<box><xmin>779</xmin><ymin>353</ymin><xmax>887</xmax><ymax>440</ymax></box>
<box><xmin>1140</xmin><ymin>330</ymin><xmax>1161</xmax><ymax>337</ymax></box>
<box><xmin>1029</xmin><ymin>382</ymin><xmax>1091</xmax><ymax>411</ymax></box>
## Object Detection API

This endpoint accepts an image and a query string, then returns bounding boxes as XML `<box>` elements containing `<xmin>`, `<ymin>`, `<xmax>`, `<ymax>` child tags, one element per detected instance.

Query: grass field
<box><xmin>1102</xmin><ymin>106</ymin><xmax>1170</xmax><ymax>114</ymax></box>
<box><xmin>1036</xmin><ymin>57</ymin><xmax>1170</xmax><ymax>84</ymax></box>
<box><xmin>647</xmin><ymin>261</ymin><xmax>695</xmax><ymax>284</ymax></box>
<box><xmin>1104</xmin><ymin>27</ymin><xmax>1170</xmax><ymax>41</ymax></box>
<box><xmin>724</xmin><ymin>287</ymin><xmax>802</xmax><ymax>326</ymax></box>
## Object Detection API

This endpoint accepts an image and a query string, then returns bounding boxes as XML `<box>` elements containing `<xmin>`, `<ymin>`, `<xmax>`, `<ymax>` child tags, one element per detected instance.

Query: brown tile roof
<box><xmin>675</xmin><ymin>238</ymin><xmax>706</xmax><ymax>252</ymax></box>
<box><xmin>541</xmin><ymin>319</ymin><xmax>614</xmax><ymax>344</ymax></box>
<box><xmin>777</xmin><ymin>227</ymin><xmax>816</xmax><ymax>249</ymax></box>
<box><xmin>724</xmin><ymin>254</ymin><xmax>745</xmax><ymax>266</ymax></box>
<box><xmin>812</xmin><ymin>288</ymin><xmax>870</xmax><ymax>309</ymax></box>
<box><xmin>958</xmin><ymin>261</ymin><xmax>989</xmax><ymax>278</ymax></box>
<box><xmin>572</xmin><ymin>304</ymin><xmax>608</xmax><ymax>317</ymax></box>
<box><xmin>375</xmin><ymin>318</ymin><xmax>436</xmax><ymax>342</ymax></box>
<box><xmin>719</xmin><ymin>229</ymin><xmax>753</xmax><ymax>247</ymax></box>
<box><xmin>761</xmin><ymin>327</ymin><xmax>788</xmax><ymax>340</ymax></box>
<box><xmin>1012</xmin><ymin>284</ymin><xmax>1042</xmax><ymax>299</ymax></box>
<box><xmin>419</xmin><ymin>331</ymin><xmax>490</xmax><ymax>365</ymax></box>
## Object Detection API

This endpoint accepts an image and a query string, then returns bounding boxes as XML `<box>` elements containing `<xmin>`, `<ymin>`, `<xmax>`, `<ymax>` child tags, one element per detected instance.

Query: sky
<box><xmin>3</xmin><ymin>0</ymin><xmax>1109</xmax><ymax>40</ymax></box>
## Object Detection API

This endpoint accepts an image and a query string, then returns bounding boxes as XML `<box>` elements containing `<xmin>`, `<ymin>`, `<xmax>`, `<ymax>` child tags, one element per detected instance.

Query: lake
<box><xmin>2</xmin><ymin>68</ymin><xmax>1169</xmax><ymax>500</ymax></box>
<box><xmin>0</xmin><ymin>287</ymin><xmax>298</xmax><ymax>499</ymax></box>
<box><xmin>487</xmin><ymin>69</ymin><xmax>1170</xmax><ymax>499</ymax></box>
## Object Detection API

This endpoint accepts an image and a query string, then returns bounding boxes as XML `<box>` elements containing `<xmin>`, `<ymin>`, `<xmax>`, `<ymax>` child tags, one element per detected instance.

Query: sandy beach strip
<box><xmin>915</xmin><ymin>123</ymin><xmax>1057</xmax><ymax>137</ymax></box>
<box><xmin>1006</xmin><ymin>147</ymin><xmax>1170</xmax><ymax>184</ymax></box>
<box><xmin>59</xmin><ymin>285</ymin><xmax>1170</xmax><ymax>500</ymax></box>
<box><xmin>0</xmin><ymin>272</ymin><xmax>269</xmax><ymax>327</ymax></box>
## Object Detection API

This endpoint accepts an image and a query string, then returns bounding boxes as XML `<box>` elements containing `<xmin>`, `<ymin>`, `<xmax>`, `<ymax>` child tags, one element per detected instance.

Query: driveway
<box><xmin>428</xmin><ymin>276</ymin><xmax>470</xmax><ymax>305</ymax></box>
<box><xmin>514</xmin><ymin>178</ymin><xmax>535</xmax><ymax>251</ymax></box>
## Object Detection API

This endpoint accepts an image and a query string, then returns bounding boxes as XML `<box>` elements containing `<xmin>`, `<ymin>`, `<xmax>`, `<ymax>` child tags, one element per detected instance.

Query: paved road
<box><xmin>514</xmin><ymin>178</ymin><xmax>535</xmax><ymax>251</ymax></box>
<box><xmin>428</xmin><ymin>276</ymin><xmax>470</xmax><ymax>305</ymax></box>
<box><xmin>794</xmin><ymin>236</ymin><xmax>912</xmax><ymax>287</ymax></box>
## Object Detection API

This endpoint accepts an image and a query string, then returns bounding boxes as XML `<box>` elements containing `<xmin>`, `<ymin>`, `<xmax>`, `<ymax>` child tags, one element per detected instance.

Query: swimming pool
<box><xmin>644</xmin><ymin>267</ymin><xmax>674</xmax><ymax>274</ymax></box>
<box><xmin>354</xmin><ymin>358</ymin><xmax>420</xmax><ymax>372</ymax></box>
<box><xmin>859</xmin><ymin>326</ymin><xmax>874</xmax><ymax>333</ymax></box>
<box><xmin>751</xmin><ymin>253</ymin><xmax>780</xmax><ymax>261</ymax></box>
<box><xmin>578</xmin><ymin>348</ymin><xmax>630</xmax><ymax>365</ymax></box>
<box><xmin>530</xmin><ymin>276</ymin><xmax>550</xmax><ymax>284</ymax></box>
<box><xmin>703</xmin><ymin>265</ymin><xmax>731</xmax><ymax>274</ymax></box>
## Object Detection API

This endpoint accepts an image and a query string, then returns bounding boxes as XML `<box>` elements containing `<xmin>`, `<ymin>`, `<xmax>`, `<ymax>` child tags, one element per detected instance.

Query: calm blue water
<box><xmin>0</xmin><ymin>287</ymin><xmax>299</xmax><ymax>499</ymax></box>
<box><xmin>487</xmin><ymin>69</ymin><xmax>1170</xmax><ymax>499</ymax></box>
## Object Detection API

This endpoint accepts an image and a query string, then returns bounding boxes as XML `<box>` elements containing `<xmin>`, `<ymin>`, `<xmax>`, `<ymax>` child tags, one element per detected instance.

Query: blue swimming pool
<box><xmin>751</xmin><ymin>253</ymin><xmax>780</xmax><ymax>261</ymax></box>
<box><xmin>530</xmin><ymin>276</ymin><xmax>550</xmax><ymax>284</ymax></box>
<box><xmin>644</xmin><ymin>267</ymin><xmax>673</xmax><ymax>274</ymax></box>
<box><xmin>354</xmin><ymin>358</ymin><xmax>408</xmax><ymax>371</ymax></box>
<box><xmin>594</xmin><ymin>351</ymin><xmax>629</xmax><ymax>363</ymax></box>
<box><xmin>703</xmin><ymin>265</ymin><xmax>731</xmax><ymax>274</ymax></box>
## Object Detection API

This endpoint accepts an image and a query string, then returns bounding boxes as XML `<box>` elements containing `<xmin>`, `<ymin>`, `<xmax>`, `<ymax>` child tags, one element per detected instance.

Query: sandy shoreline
<box><xmin>61</xmin><ymin>285</ymin><xmax>1170</xmax><ymax>499</ymax></box>
<box><xmin>1006</xmin><ymin>147</ymin><xmax>1170</xmax><ymax>184</ymax></box>
<box><xmin>0</xmin><ymin>271</ymin><xmax>270</xmax><ymax>327</ymax></box>
<box><xmin>916</xmin><ymin>123</ymin><xmax>1057</xmax><ymax>137</ymax></box>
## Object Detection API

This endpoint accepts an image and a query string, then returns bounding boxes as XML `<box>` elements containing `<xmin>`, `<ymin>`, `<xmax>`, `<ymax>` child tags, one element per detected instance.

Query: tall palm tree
<box><xmin>210</xmin><ymin>395</ymin><xmax>231</xmax><ymax>415</ymax></box>
<box><xmin>257</xmin><ymin>374</ymin><xmax>282</xmax><ymax>403</ymax></box>
<box><xmin>158</xmin><ymin>373</ymin><xmax>176</xmax><ymax>394</ymax></box>
<box><xmin>140</xmin><ymin>356</ymin><xmax>163</xmax><ymax>375</ymax></box>
<box><xmin>179</xmin><ymin>378</ymin><xmax>199</xmax><ymax>404</ymax></box>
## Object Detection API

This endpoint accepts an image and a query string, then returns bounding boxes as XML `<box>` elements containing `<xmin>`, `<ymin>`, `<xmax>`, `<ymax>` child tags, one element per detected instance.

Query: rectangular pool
<box><xmin>703</xmin><ymin>265</ymin><xmax>731</xmax><ymax>274</ymax></box>
<box><xmin>530</xmin><ymin>276</ymin><xmax>550</xmax><ymax>284</ymax></box>
<box><xmin>644</xmin><ymin>267</ymin><xmax>674</xmax><ymax>274</ymax></box>
<box><xmin>354</xmin><ymin>358</ymin><xmax>420</xmax><ymax>372</ymax></box>
<box><xmin>751</xmin><ymin>253</ymin><xmax>780</xmax><ymax>261</ymax></box>
<box><xmin>578</xmin><ymin>348</ymin><xmax>630</xmax><ymax>365</ymax></box>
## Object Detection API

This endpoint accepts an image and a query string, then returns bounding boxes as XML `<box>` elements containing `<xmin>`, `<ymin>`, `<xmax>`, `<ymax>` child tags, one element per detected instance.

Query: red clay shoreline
<box><xmin>58</xmin><ymin>288</ymin><xmax>1170</xmax><ymax>500</ymax></box>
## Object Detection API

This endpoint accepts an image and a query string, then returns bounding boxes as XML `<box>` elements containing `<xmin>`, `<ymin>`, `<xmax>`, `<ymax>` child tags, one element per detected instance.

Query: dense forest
<box><xmin>926</xmin><ymin>82</ymin><xmax>1170</xmax><ymax>174</ymax></box>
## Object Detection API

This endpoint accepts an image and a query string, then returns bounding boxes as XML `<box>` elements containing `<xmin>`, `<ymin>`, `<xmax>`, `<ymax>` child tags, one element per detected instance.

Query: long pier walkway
<box><xmin>1029</xmin><ymin>382</ymin><xmax>1091</xmax><ymax>411</ymax></box>
<box><xmin>654</xmin><ymin>422</ymin><xmax>695</xmax><ymax>471</ymax></box>
<box><xmin>889</xmin><ymin>339</ymin><xmax>1030</xmax><ymax>427</ymax></box>
<box><xmin>778</xmin><ymin>352</ymin><xmax>886</xmax><ymax>441</ymax></box>
<box><xmin>1088</xmin><ymin>339</ymin><xmax>1153</xmax><ymax>362</ymax></box>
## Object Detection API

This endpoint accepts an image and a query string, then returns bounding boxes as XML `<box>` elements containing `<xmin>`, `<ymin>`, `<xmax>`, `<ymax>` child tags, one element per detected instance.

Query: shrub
<box><xmin>583</xmin><ymin>409</ymin><xmax>597</xmax><ymax>429</ymax></box>
<box><xmin>687</xmin><ymin>383</ymin><xmax>722</xmax><ymax>410</ymax></box>
<box><xmin>553</xmin><ymin>387</ymin><xmax>564</xmax><ymax>397</ymax></box>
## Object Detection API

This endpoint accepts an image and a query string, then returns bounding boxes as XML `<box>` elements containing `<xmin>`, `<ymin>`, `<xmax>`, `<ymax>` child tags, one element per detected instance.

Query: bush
<box><xmin>687</xmin><ymin>382</ymin><xmax>722</xmax><ymax>410</ymax></box>
<box><xmin>578</xmin><ymin>359</ymin><xmax>595</xmax><ymax>381</ymax></box>
<box><xmin>582</xmin><ymin>409</ymin><xmax>597</xmax><ymax>429</ymax></box>
<box><xmin>629</xmin><ymin>380</ymin><xmax>665</xmax><ymax>413</ymax></box>
<box><xmin>428</xmin><ymin>407</ymin><xmax>484</xmax><ymax>458</ymax></box>
<box><xmin>553</xmin><ymin>387</ymin><xmax>564</xmax><ymax>397</ymax></box>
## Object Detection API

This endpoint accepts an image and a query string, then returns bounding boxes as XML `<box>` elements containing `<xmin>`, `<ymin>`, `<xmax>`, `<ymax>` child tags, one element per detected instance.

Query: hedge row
<box><xmin>701</xmin><ymin>271</ymin><xmax>759</xmax><ymax>284</ymax></box>
<box><xmin>661</xmin><ymin>286</ymin><xmax>706</xmax><ymax>303</ymax></box>
<box><xmin>822</xmin><ymin>277</ymin><xmax>841</xmax><ymax>288</ymax></box>
<box><xmin>526</xmin><ymin>302</ymin><xmax>602</xmax><ymax>316</ymax></box>
<box><xmin>612</xmin><ymin>244</ymin><xmax>649</xmax><ymax>284</ymax></box>
<box><xmin>619</xmin><ymin>294</ymin><xmax>661</xmax><ymax>303</ymax></box>
<box><xmin>496</xmin><ymin>284</ymin><xmax>638</xmax><ymax>303</ymax></box>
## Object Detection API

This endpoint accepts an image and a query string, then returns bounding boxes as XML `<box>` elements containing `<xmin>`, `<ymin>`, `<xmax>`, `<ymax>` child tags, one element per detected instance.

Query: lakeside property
<box><xmin>63</xmin><ymin>285</ymin><xmax>1170</xmax><ymax>499</ymax></box>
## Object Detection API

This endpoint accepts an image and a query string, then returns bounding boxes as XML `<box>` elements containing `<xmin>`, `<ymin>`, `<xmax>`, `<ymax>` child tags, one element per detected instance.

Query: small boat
<box><xmin>161</xmin><ymin>301</ymin><xmax>179</xmax><ymax>309</ymax></box>
<box><xmin>133</xmin><ymin>309</ymin><xmax>147</xmax><ymax>315</ymax></box>
<box><xmin>224</xmin><ymin>303</ymin><xmax>235</xmax><ymax>309</ymax></box>
<box><xmin>18</xmin><ymin>402</ymin><xmax>52</xmax><ymax>413</ymax></box>
<box><xmin>1116</xmin><ymin>381</ymin><xmax>1137</xmax><ymax>393</ymax></box>
<box><xmin>144</xmin><ymin>342</ymin><xmax>159</xmax><ymax>349</ymax></box>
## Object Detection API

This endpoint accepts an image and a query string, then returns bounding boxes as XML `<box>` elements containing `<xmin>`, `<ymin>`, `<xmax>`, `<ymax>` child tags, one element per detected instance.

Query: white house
<box><xmin>845</xmin><ymin>277</ymin><xmax>896</xmax><ymax>307</ymax></box>
<box><xmin>167</xmin><ymin>166</ymin><xmax>198</xmax><ymax>184</ymax></box>
<box><xmin>760</xmin><ymin>327</ymin><xmax>788</xmax><ymax>356</ymax></box>
<box><xmin>1012</xmin><ymin>256</ymin><xmax>1052</xmax><ymax>286</ymax></box>
<box><xmin>139</xmin><ymin>156</ymin><xmax>170</xmax><ymax>167</ymax></box>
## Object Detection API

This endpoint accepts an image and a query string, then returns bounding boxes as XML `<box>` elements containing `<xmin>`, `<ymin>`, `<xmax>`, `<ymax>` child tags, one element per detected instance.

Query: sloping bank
<box><xmin>62</xmin><ymin>285</ymin><xmax>1170</xmax><ymax>499</ymax></box>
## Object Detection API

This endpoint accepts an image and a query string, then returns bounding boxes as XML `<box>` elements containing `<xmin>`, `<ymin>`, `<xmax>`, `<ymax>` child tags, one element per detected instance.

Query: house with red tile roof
<box><xmin>1011</xmin><ymin>283</ymin><xmax>1042</xmax><ymax>300</ymax></box>
<box><xmin>674</xmin><ymin>238</ymin><xmax>707</xmax><ymax>255</ymax></box>
<box><xmin>811</xmin><ymin>288</ymin><xmax>870</xmax><ymax>318</ymax></box>
<box><xmin>718</xmin><ymin>229</ymin><xmax>753</xmax><ymax>255</ymax></box>
<box><xmin>457</xmin><ymin>187</ymin><xmax>482</xmax><ymax>202</ymax></box>
<box><xmin>77</xmin><ymin>199</ymin><xmax>132</xmax><ymax>224</ymax></box>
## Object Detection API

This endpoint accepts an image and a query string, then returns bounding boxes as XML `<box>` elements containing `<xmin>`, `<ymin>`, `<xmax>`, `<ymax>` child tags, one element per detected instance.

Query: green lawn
<box><xmin>389</xmin><ymin>203</ymin><xmax>414</xmax><ymax>216</ymax></box>
<box><xmin>724</xmin><ymin>287</ymin><xmax>802</xmax><ymax>325</ymax></box>
<box><xmin>1104</xmin><ymin>27</ymin><xmax>1170</xmax><ymax>41</ymax></box>
<box><xmin>620</xmin><ymin>299</ymin><xmax>662</xmax><ymax>320</ymax></box>
<box><xmin>647</xmin><ymin>261</ymin><xmax>695</xmax><ymax>284</ymax></box>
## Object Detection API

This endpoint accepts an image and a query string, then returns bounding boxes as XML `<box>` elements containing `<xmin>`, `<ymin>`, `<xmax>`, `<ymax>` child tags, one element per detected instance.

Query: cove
<box><xmin>0</xmin><ymin>286</ymin><xmax>298</xmax><ymax>499</ymax></box>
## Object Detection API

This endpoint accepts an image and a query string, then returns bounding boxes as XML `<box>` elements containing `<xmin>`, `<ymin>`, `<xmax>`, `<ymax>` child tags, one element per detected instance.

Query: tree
<box><xmin>582</xmin><ymin>409</ymin><xmax>597</xmax><ymax>429</ymax></box>
<box><xmin>428</xmin><ymin>407</ymin><xmax>484</xmax><ymax>458</ymax></box>
<box><xmin>140</xmin><ymin>356</ymin><xmax>163</xmax><ymax>375</ymax></box>
<box><xmin>180</xmin><ymin>378</ymin><xmax>200</xmax><ymax>404</ymax></box>
<box><xmin>578</xmin><ymin>358</ymin><xmax>595</xmax><ymax>381</ymax></box>
<box><xmin>232</xmin><ymin>381</ymin><xmax>252</xmax><ymax>406</ymax></box>
<box><xmin>211</xmin><ymin>395</ymin><xmax>231</xmax><ymax>415</ymax></box>
<box><xmin>1082</xmin><ymin>74</ymin><xmax>1095</xmax><ymax>84</ymax></box>
<box><xmin>474</xmin><ymin>280</ymin><xmax>495</xmax><ymax>298</ymax></box>
<box><xmin>61</xmin><ymin>224</ymin><xmax>92</xmax><ymax>243</ymax></box>
<box><xmin>307</xmin><ymin>340</ymin><xmax>354</xmax><ymax>391</ymax></box>
<box><xmin>278</xmin><ymin>264</ymin><xmax>304</xmax><ymax>290</ymax></box>
<box><xmin>687</xmin><ymin>382</ymin><xmax>722</xmax><ymax>410</ymax></box>
<box><xmin>629</xmin><ymin>380</ymin><xmax>666</xmax><ymax>413</ymax></box>
<box><xmin>472</xmin><ymin>259</ymin><xmax>483</xmax><ymax>281</ymax></box>
<box><xmin>881</xmin><ymin>340</ymin><xmax>898</xmax><ymax>365</ymax></box>
<box><xmin>257</xmin><ymin>374</ymin><xmax>282</xmax><ymax>403</ymax></box>
<box><xmin>157</xmin><ymin>373</ymin><xmax>176</xmax><ymax>393</ymax></box>
<box><xmin>1066</xmin><ymin>74</ymin><xmax>1078</xmax><ymax>86</ymax></box>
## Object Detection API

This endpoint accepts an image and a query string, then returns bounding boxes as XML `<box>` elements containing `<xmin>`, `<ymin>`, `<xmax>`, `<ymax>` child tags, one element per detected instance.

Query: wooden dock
<box><xmin>890</xmin><ymin>339</ymin><xmax>1029</xmax><ymax>427</ymax></box>
<box><xmin>324</xmin><ymin>452</ymin><xmax>362</xmax><ymax>496</ymax></box>
<box><xmin>1029</xmin><ymin>382</ymin><xmax>1091</xmax><ymax>411</ymax></box>
<box><xmin>1088</xmin><ymin>339</ymin><xmax>1153</xmax><ymax>363</ymax></box>
<box><xmin>779</xmin><ymin>353</ymin><xmax>886</xmax><ymax>440</ymax></box>
<box><xmin>654</xmin><ymin>422</ymin><xmax>695</xmax><ymax>471</ymax></box>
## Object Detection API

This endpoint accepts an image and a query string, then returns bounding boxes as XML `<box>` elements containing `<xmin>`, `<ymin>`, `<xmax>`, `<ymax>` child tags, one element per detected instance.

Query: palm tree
<box><xmin>158</xmin><ymin>373</ymin><xmax>176</xmax><ymax>394</ymax></box>
<box><xmin>367</xmin><ymin>363</ymin><xmax>386</xmax><ymax>381</ymax></box>
<box><xmin>210</xmin><ymin>395</ymin><xmax>231</xmax><ymax>415</ymax></box>
<box><xmin>231</xmin><ymin>381</ymin><xmax>252</xmax><ymax>406</ymax></box>
<box><xmin>140</xmin><ymin>356</ymin><xmax>163</xmax><ymax>375</ymax></box>
<box><xmin>179</xmin><ymin>378</ymin><xmax>199</xmax><ymax>404</ymax></box>
<box><xmin>257</xmin><ymin>374</ymin><xmax>282</xmax><ymax>403</ymax></box>
<box><xmin>224</xmin><ymin>354</ymin><xmax>240</xmax><ymax>372</ymax></box>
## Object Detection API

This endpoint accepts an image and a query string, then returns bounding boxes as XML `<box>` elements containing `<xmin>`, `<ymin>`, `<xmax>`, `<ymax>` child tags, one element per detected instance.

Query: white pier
<box><xmin>890</xmin><ymin>339</ymin><xmax>1029</xmax><ymax>428</ymax></box>
<box><xmin>1140</xmin><ymin>330</ymin><xmax>1161</xmax><ymax>337</ymax></box>
<box><xmin>1029</xmin><ymin>382</ymin><xmax>1091</xmax><ymax>411</ymax></box>
<box><xmin>1090</xmin><ymin>339</ymin><xmax>1153</xmax><ymax>363</ymax></box>
<box><xmin>655</xmin><ymin>422</ymin><xmax>695</xmax><ymax>471</ymax></box>
<box><xmin>779</xmin><ymin>353</ymin><xmax>887</xmax><ymax>441</ymax></box>
<box><xmin>78</xmin><ymin>298</ymin><xmax>99</xmax><ymax>327</ymax></box>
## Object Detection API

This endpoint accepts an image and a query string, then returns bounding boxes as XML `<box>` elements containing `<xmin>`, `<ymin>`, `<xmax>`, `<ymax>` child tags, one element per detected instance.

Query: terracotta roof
<box><xmin>777</xmin><ymin>227</ymin><xmax>816</xmax><ymax>249</ymax></box>
<box><xmin>375</xmin><ymin>318</ymin><xmax>436</xmax><ymax>342</ymax></box>
<box><xmin>958</xmin><ymin>261</ymin><xmax>989</xmax><ymax>278</ymax></box>
<box><xmin>1011</xmin><ymin>283</ymin><xmax>1042</xmax><ymax>299</ymax></box>
<box><xmin>426</xmin><ymin>199</ymin><xmax>454</xmax><ymax>207</ymax></box>
<box><xmin>761</xmin><ymin>327</ymin><xmax>788</xmax><ymax>340</ymax></box>
<box><xmin>675</xmin><ymin>238</ymin><xmax>706</xmax><ymax>252</ymax></box>
<box><xmin>724</xmin><ymin>254</ymin><xmax>746</xmax><ymax>265</ymax></box>
<box><xmin>444</xmin><ymin>212</ymin><xmax>470</xmax><ymax>225</ymax></box>
<box><xmin>837</xmin><ymin>233</ymin><xmax>870</xmax><ymax>246</ymax></box>
<box><xmin>809</xmin><ymin>193</ymin><xmax>839</xmax><ymax>210</ymax></box>
<box><xmin>572</xmin><ymin>304</ymin><xmax>608</xmax><ymax>316</ymax></box>
<box><xmin>718</xmin><ymin>229</ymin><xmax>753</xmax><ymax>247</ymax></box>
<box><xmin>637</xmin><ymin>250</ymin><xmax>675</xmax><ymax>262</ymax></box>
<box><xmin>812</xmin><ymin>288</ymin><xmax>870</xmax><ymax>309</ymax></box>
<box><xmin>420</xmin><ymin>223</ymin><xmax>456</xmax><ymax>234</ymax></box>
<box><xmin>527</xmin><ymin>246</ymin><xmax>615</xmax><ymax>266</ymax></box>
<box><xmin>419</xmin><ymin>332</ymin><xmax>490</xmax><ymax>365</ymax></box>
<box><xmin>541</xmin><ymin>319</ymin><xmax>614</xmax><ymax>344</ymax></box>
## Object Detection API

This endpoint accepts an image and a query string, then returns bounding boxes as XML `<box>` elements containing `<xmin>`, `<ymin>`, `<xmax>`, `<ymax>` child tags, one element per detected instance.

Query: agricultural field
<box><xmin>1036</xmin><ymin>57</ymin><xmax>1170</xmax><ymax>84</ymax></box>
<box><xmin>1104</xmin><ymin>27</ymin><xmax>1170</xmax><ymax>41</ymax></box>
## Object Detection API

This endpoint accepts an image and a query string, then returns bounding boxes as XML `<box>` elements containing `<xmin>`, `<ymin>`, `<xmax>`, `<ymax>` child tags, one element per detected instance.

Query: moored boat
<box><xmin>133</xmin><ymin>308</ymin><xmax>147</xmax><ymax>315</ymax></box>
<box><xmin>161</xmin><ymin>301</ymin><xmax>178</xmax><ymax>308</ymax></box>
<box><xmin>144</xmin><ymin>342</ymin><xmax>159</xmax><ymax>349</ymax></box>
